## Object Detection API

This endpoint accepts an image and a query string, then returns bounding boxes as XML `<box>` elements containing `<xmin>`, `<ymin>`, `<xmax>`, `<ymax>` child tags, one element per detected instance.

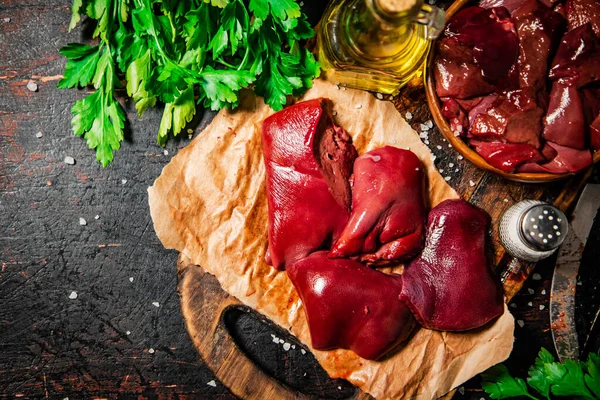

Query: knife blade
<box><xmin>550</xmin><ymin>184</ymin><xmax>600</xmax><ymax>362</ymax></box>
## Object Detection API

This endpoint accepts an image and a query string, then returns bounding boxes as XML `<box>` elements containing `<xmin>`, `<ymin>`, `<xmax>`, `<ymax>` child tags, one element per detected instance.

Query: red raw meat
<box><xmin>434</xmin><ymin>37</ymin><xmax>497</xmax><ymax>99</ymax></box>
<box><xmin>543</xmin><ymin>81</ymin><xmax>585</xmax><ymax>149</ymax></box>
<box><xmin>549</xmin><ymin>23</ymin><xmax>600</xmax><ymax>88</ymax></box>
<box><xmin>400</xmin><ymin>199</ymin><xmax>505</xmax><ymax>331</ymax></box>
<box><xmin>469</xmin><ymin>89</ymin><xmax>544</xmax><ymax>147</ymax></box>
<box><xmin>518</xmin><ymin>141</ymin><xmax>593</xmax><ymax>172</ymax></box>
<box><xmin>565</xmin><ymin>0</ymin><xmax>600</xmax><ymax>35</ymax></box>
<box><xmin>513</xmin><ymin>0</ymin><xmax>566</xmax><ymax>91</ymax></box>
<box><xmin>581</xmin><ymin>88</ymin><xmax>600</xmax><ymax>150</ymax></box>
<box><xmin>287</xmin><ymin>251</ymin><xmax>416</xmax><ymax>360</ymax></box>
<box><xmin>470</xmin><ymin>140</ymin><xmax>544</xmax><ymax>172</ymax></box>
<box><xmin>329</xmin><ymin>146</ymin><xmax>426</xmax><ymax>266</ymax></box>
<box><xmin>262</xmin><ymin>99</ymin><xmax>357</xmax><ymax>269</ymax></box>
<box><xmin>479</xmin><ymin>0</ymin><xmax>529</xmax><ymax>13</ymax></box>
<box><xmin>442</xmin><ymin>99</ymin><xmax>470</xmax><ymax>134</ymax></box>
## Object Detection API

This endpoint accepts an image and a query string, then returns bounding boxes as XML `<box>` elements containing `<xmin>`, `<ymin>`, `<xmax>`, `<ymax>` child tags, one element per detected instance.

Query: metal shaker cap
<box><xmin>499</xmin><ymin>200</ymin><xmax>569</xmax><ymax>262</ymax></box>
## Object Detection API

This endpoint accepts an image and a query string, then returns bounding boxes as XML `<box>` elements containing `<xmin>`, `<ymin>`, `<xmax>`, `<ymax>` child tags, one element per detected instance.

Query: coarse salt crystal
<box><xmin>541</xmin><ymin>289</ymin><xmax>546</xmax><ymax>295</ymax></box>
<box><xmin>415</xmin><ymin>167</ymin><xmax>419</xmax><ymax>171</ymax></box>
<box><xmin>405</xmin><ymin>112</ymin><xmax>413</xmax><ymax>120</ymax></box>
<box><xmin>79</xmin><ymin>218</ymin><xmax>87</xmax><ymax>226</ymax></box>
<box><xmin>376</xmin><ymin>93</ymin><xmax>384</xmax><ymax>100</ymax></box>
<box><xmin>95</xmin><ymin>215</ymin><xmax>100</xmax><ymax>220</ymax></box>
<box><xmin>458</xmin><ymin>155</ymin><xmax>464</xmax><ymax>160</ymax></box>
<box><xmin>121</xmin><ymin>179</ymin><xmax>127</xmax><ymax>185</ymax></box>
<box><xmin>272</xmin><ymin>336</ymin><xmax>279</xmax><ymax>344</ymax></box>
<box><xmin>64</xmin><ymin>156</ymin><xmax>75</xmax><ymax>165</ymax></box>
<box><xmin>458</xmin><ymin>387</ymin><xmax>465</xmax><ymax>395</ymax></box>
<box><xmin>292</xmin><ymin>345</ymin><xmax>296</xmax><ymax>349</ymax></box>
<box><xmin>27</xmin><ymin>80</ymin><xmax>38</xmax><ymax>92</ymax></box>
<box><xmin>455</xmin><ymin>168</ymin><xmax>459</xmax><ymax>172</ymax></box>
<box><xmin>425</xmin><ymin>120</ymin><xmax>433</xmax><ymax>129</ymax></box>
<box><xmin>528</xmin><ymin>288</ymin><xmax>534</xmax><ymax>294</ymax></box>
<box><xmin>299</xmin><ymin>1</ymin><xmax>304</xmax><ymax>5</ymax></box>
<box><xmin>437</xmin><ymin>145</ymin><xmax>442</xmax><ymax>150</ymax></box>
<box><xmin>3</xmin><ymin>17</ymin><xmax>10</xmax><ymax>23</ymax></box>
<box><xmin>355</xmin><ymin>104</ymin><xmax>362</xmax><ymax>109</ymax></box>
<box><xmin>419</xmin><ymin>132</ymin><xmax>427</xmax><ymax>139</ymax></box>
<box><xmin>301</xmin><ymin>349</ymin><xmax>306</xmax><ymax>354</ymax></box>
<box><xmin>532</xmin><ymin>273</ymin><xmax>542</xmax><ymax>281</ymax></box>
<box><xmin>448</xmin><ymin>163</ymin><xmax>454</xmax><ymax>168</ymax></box>
<box><xmin>126</xmin><ymin>331</ymin><xmax>131</xmax><ymax>335</ymax></box>
<box><xmin>332</xmin><ymin>111</ymin><xmax>337</xmax><ymax>116</ymax></box>
<box><xmin>163</xmin><ymin>150</ymin><xmax>169</xmax><ymax>156</ymax></box>
<box><xmin>424</xmin><ymin>140</ymin><xmax>429</xmax><ymax>145</ymax></box>
<box><xmin>338</xmin><ymin>386</ymin><xmax>342</xmax><ymax>390</ymax></box>
<box><xmin>469</xmin><ymin>180</ymin><xmax>475</xmax><ymax>187</ymax></box>
<box><xmin>283</xmin><ymin>343</ymin><xmax>291</xmax><ymax>351</ymax></box>
<box><xmin>333</xmin><ymin>84</ymin><xmax>340</xmax><ymax>90</ymax></box>
<box><xmin>527</xmin><ymin>302</ymin><xmax>533</xmax><ymax>307</ymax></box>
<box><xmin>510</xmin><ymin>303</ymin><xmax>517</xmax><ymax>308</ymax></box>
<box><xmin>152</xmin><ymin>301</ymin><xmax>160</xmax><ymax>307</ymax></box>
<box><xmin>129</xmin><ymin>277</ymin><xmax>134</xmax><ymax>282</ymax></box>
<box><xmin>279</xmin><ymin>339</ymin><xmax>284</xmax><ymax>344</ymax></box>
<box><xmin>430</xmin><ymin>154</ymin><xmax>436</xmax><ymax>161</ymax></box>
<box><xmin>448</xmin><ymin>144</ymin><xmax>453</xmax><ymax>148</ymax></box>
<box><xmin>517</xmin><ymin>320</ymin><xmax>525</xmax><ymax>328</ymax></box>
<box><xmin>36</xmin><ymin>132</ymin><xmax>43</xmax><ymax>138</ymax></box>
<box><xmin>504</xmin><ymin>198</ymin><xmax>509</xmax><ymax>202</ymax></box>
<box><xmin>539</xmin><ymin>305</ymin><xmax>545</xmax><ymax>310</ymax></box>
<box><xmin>148</xmin><ymin>348</ymin><xmax>155</xmax><ymax>354</ymax></box>
<box><xmin>420</xmin><ymin>123</ymin><xmax>429</xmax><ymax>131</ymax></box>
<box><xmin>341</xmin><ymin>86</ymin><xmax>346</xmax><ymax>91</ymax></box>
<box><xmin>207</xmin><ymin>380</ymin><xmax>217</xmax><ymax>387</ymax></box>
<box><xmin>68</xmin><ymin>291</ymin><xmax>78</xmax><ymax>299</ymax></box>
<box><xmin>444</xmin><ymin>176</ymin><xmax>451</xmax><ymax>181</ymax></box>
<box><xmin>439</xmin><ymin>169</ymin><xmax>444</xmax><ymax>174</ymax></box>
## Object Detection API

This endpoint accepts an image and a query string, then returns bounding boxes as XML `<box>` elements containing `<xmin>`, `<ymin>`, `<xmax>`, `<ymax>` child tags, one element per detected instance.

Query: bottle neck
<box><xmin>345</xmin><ymin>0</ymin><xmax>422</xmax><ymax>60</ymax></box>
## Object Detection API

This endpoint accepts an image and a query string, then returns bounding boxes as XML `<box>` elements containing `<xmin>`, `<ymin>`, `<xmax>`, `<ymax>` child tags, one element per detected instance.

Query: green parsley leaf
<box><xmin>586</xmin><ymin>355</ymin><xmax>600</xmax><ymax>399</ymax></box>
<box><xmin>58</xmin><ymin>44</ymin><xmax>102</xmax><ymax>89</ymax></box>
<box><xmin>527</xmin><ymin>348</ymin><xmax>554</xmax><ymax>399</ymax></box>
<box><xmin>199</xmin><ymin>68</ymin><xmax>255</xmax><ymax>110</ymax></box>
<box><xmin>481</xmin><ymin>364</ymin><xmax>537</xmax><ymax>400</ymax></box>
<box><xmin>69</xmin><ymin>0</ymin><xmax>84</xmax><ymax>31</ymax></box>
<box><xmin>158</xmin><ymin>85</ymin><xmax>196</xmax><ymax>145</ymax></box>
<box><xmin>546</xmin><ymin>359</ymin><xmax>596</xmax><ymax>399</ymax></box>
<box><xmin>126</xmin><ymin>49</ymin><xmax>157</xmax><ymax>116</ymax></box>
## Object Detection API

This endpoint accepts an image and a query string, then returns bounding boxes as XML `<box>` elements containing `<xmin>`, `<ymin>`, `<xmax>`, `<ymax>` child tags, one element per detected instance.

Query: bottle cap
<box><xmin>499</xmin><ymin>200</ymin><xmax>568</xmax><ymax>262</ymax></box>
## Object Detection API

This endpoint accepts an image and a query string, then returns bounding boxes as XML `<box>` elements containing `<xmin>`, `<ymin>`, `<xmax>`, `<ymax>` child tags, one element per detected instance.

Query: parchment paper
<box><xmin>148</xmin><ymin>79</ymin><xmax>515</xmax><ymax>399</ymax></box>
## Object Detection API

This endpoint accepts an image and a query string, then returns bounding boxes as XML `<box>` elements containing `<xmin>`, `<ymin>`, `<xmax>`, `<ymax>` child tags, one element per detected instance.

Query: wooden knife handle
<box><xmin>177</xmin><ymin>255</ymin><xmax>372</xmax><ymax>400</ymax></box>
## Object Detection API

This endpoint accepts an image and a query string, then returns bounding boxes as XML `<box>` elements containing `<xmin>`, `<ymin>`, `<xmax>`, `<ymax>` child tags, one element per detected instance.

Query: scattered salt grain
<box><xmin>448</xmin><ymin>163</ymin><xmax>454</xmax><ymax>168</ymax></box>
<box><xmin>152</xmin><ymin>301</ymin><xmax>160</xmax><ymax>307</ymax></box>
<box><xmin>455</xmin><ymin>168</ymin><xmax>459</xmax><ymax>172</ymax></box>
<box><xmin>439</xmin><ymin>169</ymin><xmax>444</xmax><ymax>174</ymax></box>
<box><xmin>430</xmin><ymin>154</ymin><xmax>436</xmax><ymax>161</ymax></box>
<box><xmin>27</xmin><ymin>80</ymin><xmax>38</xmax><ymax>92</ymax></box>
<box><xmin>299</xmin><ymin>1</ymin><xmax>304</xmax><ymax>5</ymax></box>
<box><xmin>341</xmin><ymin>86</ymin><xmax>346</xmax><ymax>91</ymax></box>
<box><xmin>539</xmin><ymin>305</ymin><xmax>545</xmax><ymax>311</ymax></box>
<box><xmin>121</xmin><ymin>179</ymin><xmax>127</xmax><ymax>185</ymax></box>
<box><xmin>458</xmin><ymin>155</ymin><xmax>464</xmax><ymax>160</ymax></box>
<box><xmin>448</xmin><ymin>144</ymin><xmax>453</xmax><ymax>148</ymax></box>
<box><xmin>207</xmin><ymin>380</ymin><xmax>217</xmax><ymax>387</ymax></box>
<box><xmin>510</xmin><ymin>303</ymin><xmax>517</xmax><ymax>308</ymax></box>
<box><xmin>405</xmin><ymin>112</ymin><xmax>413</xmax><ymax>120</ymax></box>
<box><xmin>64</xmin><ymin>156</ymin><xmax>75</xmax><ymax>165</ymax></box>
<box><xmin>541</xmin><ymin>289</ymin><xmax>546</xmax><ymax>295</ymax></box>
<box><xmin>420</xmin><ymin>123</ymin><xmax>430</xmax><ymax>131</ymax></box>
<box><xmin>68</xmin><ymin>291</ymin><xmax>78</xmax><ymax>299</ymax></box>
<box><xmin>292</xmin><ymin>345</ymin><xmax>296</xmax><ymax>349</ymax></box>
<box><xmin>528</xmin><ymin>288</ymin><xmax>534</xmax><ymax>295</ymax></box>
<box><xmin>126</xmin><ymin>331</ymin><xmax>131</xmax><ymax>335</ymax></box>
<box><xmin>304</xmin><ymin>372</ymin><xmax>307</xmax><ymax>376</ymax></box>
<box><xmin>376</xmin><ymin>93</ymin><xmax>384</xmax><ymax>100</ymax></box>
<box><xmin>332</xmin><ymin>111</ymin><xmax>337</xmax><ymax>116</ymax></box>
<box><xmin>425</xmin><ymin>120</ymin><xmax>433</xmax><ymax>129</ymax></box>
<box><xmin>95</xmin><ymin>215</ymin><xmax>100</xmax><ymax>220</ymax></box>
<box><xmin>148</xmin><ymin>348</ymin><xmax>155</xmax><ymax>354</ymax></box>
<box><xmin>424</xmin><ymin>139</ymin><xmax>429</xmax><ymax>145</ymax></box>
<box><xmin>301</xmin><ymin>349</ymin><xmax>306</xmax><ymax>354</ymax></box>
<box><xmin>436</xmin><ymin>145</ymin><xmax>442</xmax><ymax>150</ymax></box>
<box><xmin>577</xmin><ymin>281</ymin><xmax>583</xmax><ymax>286</ymax></box>
<box><xmin>444</xmin><ymin>176</ymin><xmax>451</xmax><ymax>181</ymax></box>
<box><xmin>3</xmin><ymin>17</ymin><xmax>10</xmax><ymax>23</ymax></box>
<box><xmin>532</xmin><ymin>273</ymin><xmax>542</xmax><ymax>281</ymax></box>
<box><xmin>279</xmin><ymin>339</ymin><xmax>284</xmax><ymax>344</ymax></box>
<box><xmin>163</xmin><ymin>150</ymin><xmax>169</xmax><ymax>156</ymax></box>
<box><xmin>419</xmin><ymin>132</ymin><xmax>428</xmax><ymax>139</ymax></box>
<box><xmin>517</xmin><ymin>320</ymin><xmax>525</xmax><ymax>328</ymax></box>
<box><xmin>333</xmin><ymin>84</ymin><xmax>340</xmax><ymax>90</ymax></box>
<box><xmin>355</xmin><ymin>104</ymin><xmax>362</xmax><ymax>109</ymax></box>
<box><xmin>504</xmin><ymin>198</ymin><xmax>509</xmax><ymax>202</ymax></box>
<box><xmin>283</xmin><ymin>343</ymin><xmax>291</xmax><ymax>351</ymax></box>
<box><xmin>338</xmin><ymin>386</ymin><xmax>342</xmax><ymax>390</ymax></box>
<box><xmin>35</xmin><ymin>132</ymin><xmax>43</xmax><ymax>138</ymax></box>
<box><xmin>527</xmin><ymin>302</ymin><xmax>533</xmax><ymax>307</ymax></box>
<box><xmin>458</xmin><ymin>387</ymin><xmax>465</xmax><ymax>395</ymax></box>
<box><xmin>79</xmin><ymin>218</ymin><xmax>87</xmax><ymax>226</ymax></box>
<box><xmin>129</xmin><ymin>277</ymin><xmax>134</xmax><ymax>283</ymax></box>
<box><xmin>469</xmin><ymin>180</ymin><xmax>475</xmax><ymax>187</ymax></box>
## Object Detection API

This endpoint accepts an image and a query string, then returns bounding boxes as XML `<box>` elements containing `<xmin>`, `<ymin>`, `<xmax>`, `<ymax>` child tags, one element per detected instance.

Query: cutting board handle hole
<box><xmin>222</xmin><ymin>305</ymin><xmax>357</xmax><ymax>399</ymax></box>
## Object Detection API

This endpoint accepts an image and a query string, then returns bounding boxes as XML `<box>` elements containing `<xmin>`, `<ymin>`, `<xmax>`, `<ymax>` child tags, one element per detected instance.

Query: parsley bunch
<box><xmin>481</xmin><ymin>348</ymin><xmax>600</xmax><ymax>399</ymax></box>
<box><xmin>59</xmin><ymin>0</ymin><xmax>320</xmax><ymax>166</ymax></box>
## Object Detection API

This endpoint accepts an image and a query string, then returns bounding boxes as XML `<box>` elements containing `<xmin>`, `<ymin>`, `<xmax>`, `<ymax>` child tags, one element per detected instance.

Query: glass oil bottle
<box><xmin>318</xmin><ymin>0</ymin><xmax>446</xmax><ymax>94</ymax></box>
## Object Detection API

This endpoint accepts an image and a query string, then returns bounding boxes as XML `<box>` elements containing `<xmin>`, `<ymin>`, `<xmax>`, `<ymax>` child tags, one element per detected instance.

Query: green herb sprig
<box><xmin>481</xmin><ymin>348</ymin><xmax>600</xmax><ymax>399</ymax></box>
<box><xmin>60</xmin><ymin>0</ymin><xmax>320</xmax><ymax>166</ymax></box>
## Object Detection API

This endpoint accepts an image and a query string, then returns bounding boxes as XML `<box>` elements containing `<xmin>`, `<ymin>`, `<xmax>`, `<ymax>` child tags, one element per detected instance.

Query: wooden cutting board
<box><xmin>176</xmin><ymin>79</ymin><xmax>591</xmax><ymax>399</ymax></box>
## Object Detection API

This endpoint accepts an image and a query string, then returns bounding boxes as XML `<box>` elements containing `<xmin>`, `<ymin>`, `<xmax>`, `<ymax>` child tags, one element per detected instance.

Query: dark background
<box><xmin>1</xmin><ymin>1</ymin><xmax>598</xmax><ymax>399</ymax></box>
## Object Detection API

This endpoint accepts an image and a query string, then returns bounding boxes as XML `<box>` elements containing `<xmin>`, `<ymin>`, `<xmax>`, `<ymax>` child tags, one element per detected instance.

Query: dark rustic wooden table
<box><xmin>1</xmin><ymin>1</ymin><xmax>599</xmax><ymax>399</ymax></box>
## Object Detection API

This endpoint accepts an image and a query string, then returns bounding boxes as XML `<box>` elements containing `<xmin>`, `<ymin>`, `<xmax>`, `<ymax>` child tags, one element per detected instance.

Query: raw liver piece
<box><xmin>442</xmin><ymin>98</ymin><xmax>469</xmax><ymax>135</ymax></box>
<box><xmin>549</xmin><ymin>24</ymin><xmax>600</xmax><ymax>88</ymax></box>
<box><xmin>262</xmin><ymin>99</ymin><xmax>358</xmax><ymax>269</ymax></box>
<box><xmin>513</xmin><ymin>0</ymin><xmax>566</xmax><ymax>91</ymax></box>
<box><xmin>565</xmin><ymin>0</ymin><xmax>600</xmax><ymax>35</ymax></box>
<box><xmin>479</xmin><ymin>0</ymin><xmax>529</xmax><ymax>13</ymax></box>
<box><xmin>469</xmin><ymin>89</ymin><xmax>544</xmax><ymax>147</ymax></box>
<box><xmin>287</xmin><ymin>251</ymin><xmax>416</xmax><ymax>360</ymax></box>
<box><xmin>543</xmin><ymin>82</ymin><xmax>585</xmax><ymax>149</ymax></box>
<box><xmin>470</xmin><ymin>140</ymin><xmax>544</xmax><ymax>172</ymax></box>
<box><xmin>518</xmin><ymin>141</ymin><xmax>593</xmax><ymax>173</ymax></box>
<box><xmin>400</xmin><ymin>199</ymin><xmax>504</xmax><ymax>331</ymax></box>
<box><xmin>329</xmin><ymin>146</ymin><xmax>426</xmax><ymax>265</ymax></box>
<box><xmin>434</xmin><ymin>37</ymin><xmax>497</xmax><ymax>99</ymax></box>
<box><xmin>582</xmin><ymin>88</ymin><xmax>600</xmax><ymax>150</ymax></box>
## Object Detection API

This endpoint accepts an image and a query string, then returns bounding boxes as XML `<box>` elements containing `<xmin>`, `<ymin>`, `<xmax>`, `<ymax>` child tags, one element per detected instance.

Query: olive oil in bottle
<box><xmin>318</xmin><ymin>0</ymin><xmax>445</xmax><ymax>94</ymax></box>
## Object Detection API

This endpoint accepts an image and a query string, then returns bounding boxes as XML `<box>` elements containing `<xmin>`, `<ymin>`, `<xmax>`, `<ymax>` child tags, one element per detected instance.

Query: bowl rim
<box><xmin>425</xmin><ymin>0</ymin><xmax>600</xmax><ymax>183</ymax></box>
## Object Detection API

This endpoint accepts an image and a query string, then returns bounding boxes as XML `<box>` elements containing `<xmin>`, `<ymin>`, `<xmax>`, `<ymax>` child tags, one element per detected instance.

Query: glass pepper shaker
<box><xmin>317</xmin><ymin>0</ymin><xmax>446</xmax><ymax>94</ymax></box>
<box><xmin>499</xmin><ymin>200</ymin><xmax>569</xmax><ymax>262</ymax></box>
